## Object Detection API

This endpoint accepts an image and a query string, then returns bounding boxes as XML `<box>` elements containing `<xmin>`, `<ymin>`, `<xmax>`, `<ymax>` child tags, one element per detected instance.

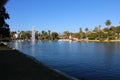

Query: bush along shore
<box><xmin>0</xmin><ymin>44</ymin><xmax>80</xmax><ymax>80</ymax></box>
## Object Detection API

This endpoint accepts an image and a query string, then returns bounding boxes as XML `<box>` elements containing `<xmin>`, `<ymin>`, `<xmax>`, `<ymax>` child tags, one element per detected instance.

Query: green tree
<box><xmin>63</xmin><ymin>31</ymin><xmax>70</xmax><ymax>39</ymax></box>
<box><xmin>110</xmin><ymin>26</ymin><xmax>116</xmax><ymax>32</ymax></box>
<box><xmin>99</xmin><ymin>31</ymin><xmax>107</xmax><ymax>41</ymax></box>
<box><xmin>41</xmin><ymin>30</ymin><xmax>45</xmax><ymax>35</ymax></box>
<box><xmin>88</xmin><ymin>33</ymin><xmax>98</xmax><ymax>40</ymax></box>
<box><xmin>19</xmin><ymin>31</ymin><xmax>31</xmax><ymax>40</ymax></box>
<box><xmin>51</xmin><ymin>32</ymin><xmax>58</xmax><ymax>40</ymax></box>
<box><xmin>0</xmin><ymin>7</ymin><xmax>10</xmax><ymax>41</ymax></box>
<box><xmin>40</xmin><ymin>30</ymin><xmax>49</xmax><ymax>40</ymax></box>
<box><xmin>103</xmin><ymin>27</ymin><xmax>109</xmax><ymax>32</ymax></box>
<box><xmin>116</xmin><ymin>26</ymin><xmax>120</xmax><ymax>39</ymax></box>
<box><xmin>109</xmin><ymin>26</ymin><xmax>116</xmax><ymax>39</ymax></box>
<box><xmin>0</xmin><ymin>0</ymin><xmax>8</xmax><ymax>8</ymax></box>
<box><xmin>25</xmin><ymin>31</ymin><xmax>31</xmax><ymax>39</ymax></box>
<box><xmin>41</xmin><ymin>30</ymin><xmax>46</xmax><ymax>39</ymax></box>
<box><xmin>19</xmin><ymin>31</ymin><xmax>25</xmax><ymax>39</ymax></box>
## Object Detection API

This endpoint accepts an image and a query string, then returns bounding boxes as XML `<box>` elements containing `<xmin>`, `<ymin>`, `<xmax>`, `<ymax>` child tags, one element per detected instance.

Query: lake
<box><xmin>9</xmin><ymin>40</ymin><xmax>120</xmax><ymax>80</ymax></box>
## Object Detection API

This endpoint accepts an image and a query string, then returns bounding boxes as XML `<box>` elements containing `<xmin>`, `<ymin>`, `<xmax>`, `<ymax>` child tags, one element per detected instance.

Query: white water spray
<box><xmin>32</xmin><ymin>26</ymin><xmax>35</xmax><ymax>42</ymax></box>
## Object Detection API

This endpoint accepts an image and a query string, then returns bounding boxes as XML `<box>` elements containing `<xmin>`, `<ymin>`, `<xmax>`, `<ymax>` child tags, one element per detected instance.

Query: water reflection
<box><xmin>103</xmin><ymin>43</ymin><xmax>115</xmax><ymax>68</ymax></box>
<box><xmin>31</xmin><ymin>41</ymin><xmax>35</xmax><ymax>57</ymax></box>
<box><xmin>15</xmin><ymin>40</ymin><xmax>19</xmax><ymax>49</ymax></box>
<box><xmin>9</xmin><ymin>41</ymin><xmax>120</xmax><ymax>80</ymax></box>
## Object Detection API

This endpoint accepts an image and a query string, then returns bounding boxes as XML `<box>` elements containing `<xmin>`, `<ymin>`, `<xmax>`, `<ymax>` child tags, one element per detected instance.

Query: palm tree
<box><xmin>48</xmin><ymin>30</ymin><xmax>51</xmax><ymax>35</ymax></box>
<box><xmin>41</xmin><ymin>30</ymin><xmax>45</xmax><ymax>35</ymax></box>
<box><xmin>79</xmin><ymin>28</ymin><xmax>83</xmax><ymax>39</ymax></box>
<box><xmin>105</xmin><ymin>20</ymin><xmax>111</xmax><ymax>27</ymax></box>
<box><xmin>85</xmin><ymin>27</ymin><xmax>88</xmax><ymax>40</ymax></box>
<box><xmin>93</xmin><ymin>27</ymin><xmax>99</xmax><ymax>33</ymax></box>
<box><xmin>98</xmin><ymin>25</ymin><xmax>101</xmax><ymax>31</ymax></box>
<box><xmin>41</xmin><ymin>30</ymin><xmax>47</xmax><ymax>39</ymax></box>
<box><xmin>105</xmin><ymin>20</ymin><xmax>111</xmax><ymax>40</ymax></box>
<box><xmin>98</xmin><ymin>25</ymin><xmax>101</xmax><ymax>40</ymax></box>
<box><xmin>46</xmin><ymin>30</ymin><xmax>51</xmax><ymax>40</ymax></box>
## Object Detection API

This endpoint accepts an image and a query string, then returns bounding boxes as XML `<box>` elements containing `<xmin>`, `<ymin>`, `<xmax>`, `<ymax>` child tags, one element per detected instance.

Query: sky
<box><xmin>5</xmin><ymin>0</ymin><xmax>120</xmax><ymax>33</ymax></box>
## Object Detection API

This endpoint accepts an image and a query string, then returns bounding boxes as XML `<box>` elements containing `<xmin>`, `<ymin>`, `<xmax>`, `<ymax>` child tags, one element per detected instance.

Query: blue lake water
<box><xmin>9</xmin><ymin>41</ymin><xmax>120</xmax><ymax>80</ymax></box>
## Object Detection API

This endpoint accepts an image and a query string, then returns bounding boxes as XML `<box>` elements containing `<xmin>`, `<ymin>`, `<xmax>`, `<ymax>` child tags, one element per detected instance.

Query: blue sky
<box><xmin>5</xmin><ymin>0</ymin><xmax>120</xmax><ymax>33</ymax></box>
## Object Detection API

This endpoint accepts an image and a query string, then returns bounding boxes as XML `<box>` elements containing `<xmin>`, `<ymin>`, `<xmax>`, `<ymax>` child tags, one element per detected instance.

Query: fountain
<box><xmin>32</xmin><ymin>26</ymin><xmax>35</xmax><ymax>42</ymax></box>
<box><xmin>31</xmin><ymin>27</ymin><xmax>35</xmax><ymax>56</ymax></box>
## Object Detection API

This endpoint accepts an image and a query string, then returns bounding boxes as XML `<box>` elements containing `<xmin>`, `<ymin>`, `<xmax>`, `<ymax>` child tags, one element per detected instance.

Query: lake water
<box><xmin>9</xmin><ymin>40</ymin><xmax>120</xmax><ymax>80</ymax></box>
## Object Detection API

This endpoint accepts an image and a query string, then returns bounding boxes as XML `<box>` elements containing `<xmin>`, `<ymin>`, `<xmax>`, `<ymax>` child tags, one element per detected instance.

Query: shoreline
<box><xmin>11</xmin><ymin>39</ymin><xmax>120</xmax><ymax>43</ymax></box>
<box><xmin>58</xmin><ymin>39</ymin><xmax>120</xmax><ymax>42</ymax></box>
<box><xmin>82</xmin><ymin>40</ymin><xmax>120</xmax><ymax>42</ymax></box>
<box><xmin>0</xmin><ymin>45</ymin><xmax>79</xmax><ymax>80</ymax></box>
